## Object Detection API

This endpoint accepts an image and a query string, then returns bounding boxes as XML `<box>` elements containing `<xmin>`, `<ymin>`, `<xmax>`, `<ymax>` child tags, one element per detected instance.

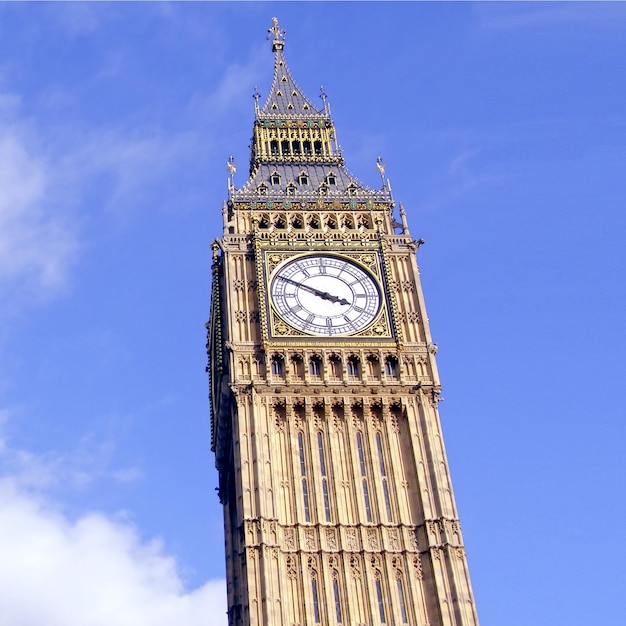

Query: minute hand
<box><xmin>280</xmin><ymin>276</ymin><xmax>350</xmax><ymax>306</ymax></box>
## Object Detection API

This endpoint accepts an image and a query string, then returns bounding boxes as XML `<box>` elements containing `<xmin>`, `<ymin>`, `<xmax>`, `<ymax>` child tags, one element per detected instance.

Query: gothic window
<box><xmin>302</xmin><ymin>103</ymin><xmax>310</xmax><ymax>111</ymax></box>
<box><xmin>274</xmin><ymin>214</ymin><xmax>287</xmax><ymax>229</ymax></box>
<box><xmin>311</xmin><ymin>577</ymin><xmax>321</xmax><ymax>623</ymax></box>
<box><xmin>358</xmin><ymin>215</ymin><xmax>371</xmax><ymax>230</ymax></box>
<box><xmin>308</xmin><ymin>214</ymin><xmax>321</xmax><ymax>229</ymax></box>
<box><xmin>275</xmin><ymin>90</ymin><xmax>282</xmax><ymax>96</ymax></box>
<box><xmin>290</xmin><ymin>354</ymin><xmax>304</xmax><ymax>379</ymax></box>
<box><xmin>309</xmin><ymin>355</ymin><xmax>322</xmax><ymax>378</ymax></box>
<box><xmin>291</xmin><ymin>90</ymin><xmax>298</xmax><ymax>96</ymax></box>
<box><xmin>324</xmin><ymin>214</ymin><xmax>337</xmax><ymax>230</ymax></box>
<box><xmin>302</xmin><ymin>140</ymin><xmax>312</xmax><ymax>155</ymax></box>
<box><xmin>270</xmin><ymin>140</ymin><xmax>279</xmax><ymax>156</ymax></box>
<box><xmin>292</xmin><ymin>214</ymin><xmax>304</xmax><ymax>229</ymax></box>
<box><xmin>258</xmin><ymin>214</ymin><xmax>270</xmax><ymax>229</ymax></box>
<box><xmin>281</xmin><ymin>139</ymin><xmax>290</xmax><ymax>155</ymax></box>
<box><xmin>347</xmin><ymin>182</ymin><xmax>358</xmax><ymax>196</ymax></box>
<box><xmin>271</xmin><ymin>171</ymin><xmax>281</xmax><ymax>185</ymax></box>
<box><xmin>376</xmin><ymin>432</ymin><xmax>393</xmax><ymax>522</ymax></box>
<box><xmin>384</xmin><ymin>355</ymin><xmax>399</xmax><ymax>378</ymax></box>
<box><xmin>356</xmin><ymin>432</ymin><xmax>372</xmax><ymax>523</ymax></box>
<box><xmin>258</xmin><ymin>183</ymin><xmax>268</xmax><ymax>196</ymax></box>
<box><xmin>270</xmin><ymin>355</ymin><xmax>284</xmax><ymax>376</ymax></box>
<box><xmin>397</xmin><ymin>578</ymin><xmax>409</xmax><ymax>624</ymax></box>
<box><xmin>366</xmin><ymin>354</ymin><xmax>381</xmax><ymax>379</ymax></box>
<box><xmin>314</xmin><ymin>140</ymin><xmax>323</xmax><ymax>156</ymax></box>
<box><xmin>347</xmin><ymin>355</ymin><xmax>360</xmax><ymax>379</ymax></box>
<box><xmin>298</xmin><ymin>171</ymin><xmax>309</xmax><ymax>185</ymax></box>
<box><xmin>298</xmin><ymin>432</ymin><xmax>311</xmax><ymax>523</ymax></box>
<box><xmin>333</xmin><ymin>577</ymin><xmax>342</xmax><ymax>623</ymax></box>
<box><xmin>375</xmin><ymin>578</ymin><xmax>386</xmax><ymax>623</ymax></box>
<box><xmin>286</xmin><ymin>183</ymin><xmax>296</xmax><ymax>196</ymax></box>
<box><xmin>325</xmin><ymin>172</ymin><xmax>337</xmax><ymax>186</ymax></box>
<box><xmin>318</xmin><ymin>433</ymin><xmax>331</xmax><ymax>522</ymax></box>
<box><xmin>291</xmin><ymin>140</ymin><xmax>301</xmax><ymax>155</ymax></box>
<box><xmin>319</xmin><ymin>183</ymin><xmax>328</xmax><ymax>196</ymax></box>
<box><xmin>328</xmin><ymin>354</ymin><xmax>342</xmax><ymax>380</ymax></box>
<box><xmin>287</xmin><ymin>103</ymin><xmax>294</xmax><ymax>110</ymax></box>
<box><xmin>341</xmin><ymin>215</ymin><xmax>354</xmax><ymax>230</ymax></box>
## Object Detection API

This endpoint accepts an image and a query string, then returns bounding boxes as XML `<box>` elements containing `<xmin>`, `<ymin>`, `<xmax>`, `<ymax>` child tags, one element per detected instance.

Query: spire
<box><xmin>261</xmin><ymin>17</ymin><xmax>321</xmax><ymax>117</ymax></box>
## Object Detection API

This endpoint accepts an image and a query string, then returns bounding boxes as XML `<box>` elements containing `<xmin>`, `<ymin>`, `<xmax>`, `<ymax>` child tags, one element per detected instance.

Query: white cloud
<box><xmin>0</xmin><ymin>478</ymin><xmax>227</xmax><ymax>626</ymax></box>
<box><xmin>0</xmin><ymin>132</ymin><xmax>78</xmax><ymax>300</ymax></box>
<box><xmin>0</xmin><ymin>414</ymin><xmax>227</xmax><ymax>626</ymax></box>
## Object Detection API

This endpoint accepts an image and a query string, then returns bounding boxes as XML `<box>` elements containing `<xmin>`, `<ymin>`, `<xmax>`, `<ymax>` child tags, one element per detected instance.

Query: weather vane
<box><xmin>376</xmin><ymin>156</ymin><xmax>386</xmax><ymax>184</ymax></box>
<box><xmin>227</xmin><ymin>156</ymin><xmax>237</xmax><ymax>193</ymax></box>
<box><xmin>267</xmin><ymin>17</ymin><xmax>286</xmax><ymax>50</ymax></box>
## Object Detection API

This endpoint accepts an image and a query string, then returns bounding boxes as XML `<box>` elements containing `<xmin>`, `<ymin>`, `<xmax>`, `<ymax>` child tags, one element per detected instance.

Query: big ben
<box><xmin>208</xmin><ymin>18</ymin><xmax>479</xmax><ymax>626</ymax></box>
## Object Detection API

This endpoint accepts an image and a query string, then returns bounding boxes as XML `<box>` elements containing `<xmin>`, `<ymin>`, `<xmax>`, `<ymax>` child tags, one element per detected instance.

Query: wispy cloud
<box><xmin>0</xmin><ymin>128</ymin><xmax>78</xmax><ymax>304</ymax></box>
<box><xmin>476</xmin><ymin>3</ymin><xmax>626</xmax><ymax>31</ymax></box>
<box><xmin>0</xmin><ymin>410</ymin><xmax>141</xmax><ymax>492</ymax></box>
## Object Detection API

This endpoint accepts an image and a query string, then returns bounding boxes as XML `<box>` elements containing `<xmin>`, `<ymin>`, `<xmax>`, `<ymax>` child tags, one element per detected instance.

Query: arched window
<box><xmin>328</xmin><ymin>354</ymin><xmax>342</xmax><ymax>380</ymax></box>
<box><xmin>309</xmin><ymin>355</ymin><xmax>322</xmax><ymax>378</ymax></box>
<box><xmin>347</xmin><ymin>356</ymin><xmax>360</xmax><ymax>379</ymax></box>
<box><xmin>290</xmin><ymin>354</ymin><xmax>304</xmax><ymax>379</ymax></box>
<box><xmin>270</xmin><ymin>355</ymin><xmax>284</xmax><ymax>376</ymax></box>
<box><xmin>384</xmin><ymin>355</ymin><xmax>399</xmax><ymax>378</ymax></box>
<box><xmin>366</xmin><ymin>354</ymin><xmax>380</xmax><ymax>379</ymax></box>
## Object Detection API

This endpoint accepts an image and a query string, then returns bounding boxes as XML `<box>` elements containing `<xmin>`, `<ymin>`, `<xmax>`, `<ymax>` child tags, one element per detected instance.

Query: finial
<box><xmin>267</xmin><ymin>17</ymin><xmax>286</xmax><ymax>52</ymax></box>
<box><xmin>227</xmin><ymin>156</ymin><xmax>237</xmax><ymax>195</ymax></box>
<box><xmin>376</xmin><ymin>156</ymin><xmax>386</xmax><ymax>186</ymax></box>
<box><xmin>320</xmin><ymin>86</ymin><xmax>331</xmax><ymax>115</ymax></box>
<box><xmin>253</xmin><ymin>85</ymin><xmax>260</xmax><ymax>113</ymax></box>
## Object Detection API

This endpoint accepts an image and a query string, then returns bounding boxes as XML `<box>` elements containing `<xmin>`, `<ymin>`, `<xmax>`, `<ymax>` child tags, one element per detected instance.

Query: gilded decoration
<box><xmin>260</xmin><ymin>248</ymin><xmax>395</xmax><ymax>342</ymax></box>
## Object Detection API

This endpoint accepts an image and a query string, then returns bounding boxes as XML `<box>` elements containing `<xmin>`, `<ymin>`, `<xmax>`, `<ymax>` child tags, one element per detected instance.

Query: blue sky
<box><xmin>0</xmin><ymin>2</ymin><xmax>625</xmax><ymax>624</ymax></box>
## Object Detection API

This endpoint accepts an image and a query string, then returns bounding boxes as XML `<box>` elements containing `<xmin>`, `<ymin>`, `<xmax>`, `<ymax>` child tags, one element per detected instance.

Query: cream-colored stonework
<box><xmin>208</xmin><ymin>19</ymin><xmax>479</xmax><ymax>626</ymax></box>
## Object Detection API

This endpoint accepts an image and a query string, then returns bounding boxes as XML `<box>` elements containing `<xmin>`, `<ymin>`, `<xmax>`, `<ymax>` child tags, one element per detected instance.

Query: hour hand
<box><xmin>279</xmin><ymin>277</ymin><xmax>349</xmax><ymax>305</ymax></box>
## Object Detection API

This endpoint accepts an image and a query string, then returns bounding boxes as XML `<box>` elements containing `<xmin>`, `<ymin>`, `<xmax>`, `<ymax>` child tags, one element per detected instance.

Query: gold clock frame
<box><xmin>256</xmin><ymin>246</ymin><xmax>397</xmax><ymax>347</ymax></box>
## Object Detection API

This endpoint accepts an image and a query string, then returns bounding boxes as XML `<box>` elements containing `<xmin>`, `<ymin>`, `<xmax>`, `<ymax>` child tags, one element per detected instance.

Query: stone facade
<box><xmin>207</xmin><ymin>19</ymin><xmax>479</xmax><ymax>626</ymax></box>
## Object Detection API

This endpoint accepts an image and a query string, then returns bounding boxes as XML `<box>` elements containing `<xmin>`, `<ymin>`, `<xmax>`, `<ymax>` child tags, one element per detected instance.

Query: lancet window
<box><xmin>376</xmin><ymin>432</ymin><xmax>393</xmax><ymax>522</ymax></box>
<box><xmin>318</xmin><ymin>432</ymin><xmax>331</xmax><ymax>522</ymax></box>
<box><xmin>298</xmin><ymin>432</ymin><xmax>311</xmax><ymax>522</ymax></box>
<box><xmin>356</xmin><ymin>432</ymin><xmax>372</xmax><ymax>522</ymax></box>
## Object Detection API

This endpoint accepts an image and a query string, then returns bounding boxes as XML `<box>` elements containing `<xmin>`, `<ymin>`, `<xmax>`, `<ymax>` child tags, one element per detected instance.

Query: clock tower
<box><xmin>208</xmin><ymin>19</ymin><xmax>479</xmax><ymax>626</ymax></box>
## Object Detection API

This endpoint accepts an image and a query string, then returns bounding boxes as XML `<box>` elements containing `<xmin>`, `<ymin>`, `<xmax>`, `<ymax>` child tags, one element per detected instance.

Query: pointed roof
<box><xmin>229</xmin><ymin>18</ymin><xmax>392</xmax><ymax>205</ymax></box>
<box><xmin>261</xmin><ymin>17</ymin><xmax>322</xmax><ymax>117</ymax></box>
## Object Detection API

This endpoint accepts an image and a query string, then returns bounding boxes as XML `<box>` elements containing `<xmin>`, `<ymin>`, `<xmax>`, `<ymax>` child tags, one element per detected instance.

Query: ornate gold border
<box><xmin>257</xmin><ymin>247</ymin><xmax>395</xmax><ymax>344</ymax></box>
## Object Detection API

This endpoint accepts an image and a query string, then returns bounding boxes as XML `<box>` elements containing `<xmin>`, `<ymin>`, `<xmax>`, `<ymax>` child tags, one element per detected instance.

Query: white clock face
<box><xmin>270</xmin><ymin>254</ymin><xmax>381</xmax><ymax>336</ymax></box>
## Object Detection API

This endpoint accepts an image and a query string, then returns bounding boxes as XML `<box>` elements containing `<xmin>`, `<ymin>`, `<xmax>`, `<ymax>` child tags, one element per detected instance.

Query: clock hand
<box><xmin>279</xmin><ymin>276</ymin><xmax>350</xmax><ymax>306</ymax></box>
